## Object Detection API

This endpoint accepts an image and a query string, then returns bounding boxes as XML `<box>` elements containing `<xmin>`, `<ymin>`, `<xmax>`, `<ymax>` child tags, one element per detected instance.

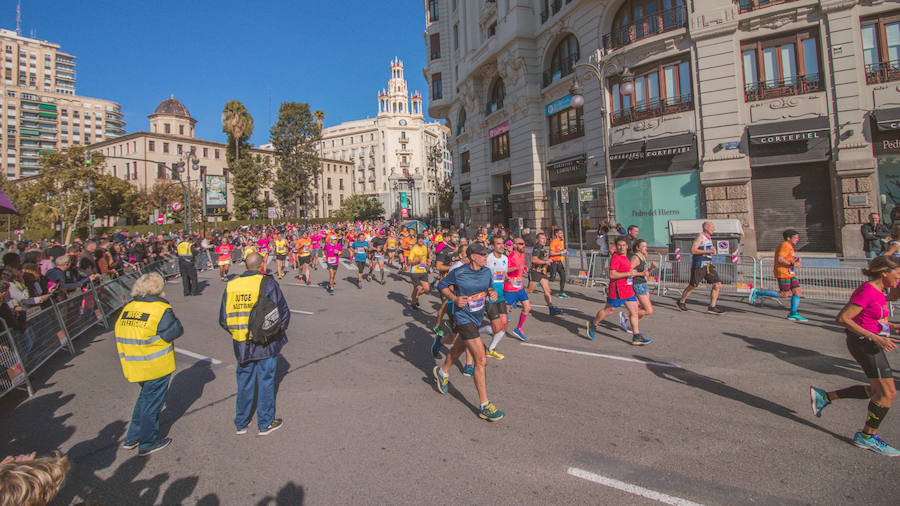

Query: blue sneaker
<box><xmin>432</xmin><ymin>366</ymin><xmax>448</xmax><ymax>394</ymax></box>
<box><xmin>618</xmin><ymin>311</ymin><xmax>630</xmax><ymax>332</ymax></box>
<box><xmin>748</xmin><ymin>289</ymin><xmax>757</xmax><ymax>305</ymax></box>
<box><xmin>478</xmin><ymin>402</ymin><xmax>504</xmax><ymax>422</ymax></box>
<box><xmin>462</xmin><ymin>364</ymin><xmax>474</xmax><ymax>376</ymax></box>
<box><xmin>631</xmin><ymin>334</ymin><xmax>652</xmax><ymax>346</ymax></box>
<box><xmin>431</xmin><ymin>335</ymin><xmax>446</xmax><ymax>356</ymax></box>
<box><xmin>586</xmin><ymin>320</ymin><xmax>596</xmax><ymax>340</ymax></box>
<box><xmin>549</xmin><ymin>306</ymin><xmax>563</xmax><ymax>316</ymax></box>
<box><xmin>512</xmin><ymin>327</ymin><xmax>528</xmax><ymax>342</ymax></box>
<box><xmin>558</xmin><ymin>292</ymin><xmax>570</xmax><ymax>299</ymax></box>
<box><xmin>787</xmin><ymin>313</ymin><xmax>809</xmax><ymax>322</ymax></box>
<box><xmin>852</xmin><ymin>432</ymin><xmax>900</xmax><ymax>457</ymax></box>
<box><xmin>809</xmin><ymin>386</ymin><xmax>830</xmax><ymax>417</ymax></box>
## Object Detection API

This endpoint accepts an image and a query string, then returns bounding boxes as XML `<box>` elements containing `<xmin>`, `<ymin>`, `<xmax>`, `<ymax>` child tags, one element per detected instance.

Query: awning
<box><xmin>645</xmin><ymin>133</ymin><xmax>695</xmax><ymax>157</ymax></box>
<box><xmin>748</xmin><ymin>117</ymin><xmax>829</xmax><ymax>145</ymax></box>
<box><xmin>874</xmin><ymin>107</ymin><xmax>900</xmax><ymax>131</ymax></box>
<box><xmin>608</xmin><ymin>141</ymin><xmax>645</xmax><ymax>161</ymax></box>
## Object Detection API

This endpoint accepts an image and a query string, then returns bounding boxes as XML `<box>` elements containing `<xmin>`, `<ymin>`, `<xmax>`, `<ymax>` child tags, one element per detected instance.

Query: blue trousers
<box><xmin>235</xmin><ymin>356</ymin><xmax>277</xmax><ymax>431</ymax></box>
<box><xmin>125</xmin><ymin>373</ymin><xmax>171</xmax><ymax>450</ymax></box>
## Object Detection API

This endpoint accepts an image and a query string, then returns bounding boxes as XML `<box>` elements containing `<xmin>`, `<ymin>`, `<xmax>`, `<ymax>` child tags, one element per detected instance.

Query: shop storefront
<box><xmin>547</xmin><ymin>155</ymin><xmax>594</xmax><ymax>249</ymax></box>
<box><xmin>872</xmin><ymin>107</ymin><xmax>900</xmax><ymax>223</ymax></box>
<box><xmin>609</xmin><ymin>133</ymin><xmax>700</xmax><ymax>247</ymax></box>
<box><xmin>747</xmin><ymin>117</ymin><xmax>835</xmax><ymax>251</ymax></box>
<box><xmin>459</xmin><ymin>182</ymin><xmax>472</xmax><ymax>224</ymax></box>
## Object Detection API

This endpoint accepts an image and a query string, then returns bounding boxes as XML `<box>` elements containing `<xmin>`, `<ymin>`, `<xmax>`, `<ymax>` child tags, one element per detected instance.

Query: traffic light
<box><xmin>84</xmin><ymin>150</ymin><xmax>92</xmax><ymax>165</ymax></box>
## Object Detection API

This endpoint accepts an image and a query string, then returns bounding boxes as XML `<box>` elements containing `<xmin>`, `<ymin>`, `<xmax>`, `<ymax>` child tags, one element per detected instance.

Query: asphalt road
<box><xmin>1</xmin><ymin>258</ymin><xmax>898</xmax><ymax>505</ymax></box>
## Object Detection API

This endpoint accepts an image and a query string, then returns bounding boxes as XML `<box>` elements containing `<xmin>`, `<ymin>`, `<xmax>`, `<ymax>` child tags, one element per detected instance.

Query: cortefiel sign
<box><xmin>755</xmin><ymin>131</ymin><xmax>821</xmax><ymax>144</ymax></box>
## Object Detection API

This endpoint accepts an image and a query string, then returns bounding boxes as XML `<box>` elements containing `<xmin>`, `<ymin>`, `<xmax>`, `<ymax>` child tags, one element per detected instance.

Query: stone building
<box><xmin>424</xmin><ymin>0</ymin><xmax>900</xmax><ymax>254</ymax></box>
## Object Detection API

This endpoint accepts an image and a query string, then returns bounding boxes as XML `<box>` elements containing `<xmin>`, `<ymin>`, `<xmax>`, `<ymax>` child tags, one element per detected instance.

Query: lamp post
<box><xmin>568</xmin><ymin>53</ymin><xmax>633</xmax><ymax>226</ymax></box>
<box><xmin>46</xmin><ymin>191</ymin><xmax>64</xmax><ymax>243</ymax></box>
<box><xmin>82</xmin><ymin>180</ymin><xmax>95</xmax><ymax>238</ymax></box>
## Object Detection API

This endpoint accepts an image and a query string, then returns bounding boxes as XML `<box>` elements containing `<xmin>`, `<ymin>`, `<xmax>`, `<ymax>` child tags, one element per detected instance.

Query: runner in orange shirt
<box><xmin>295</xmin><ymin>232</ymin><xmax>313</xmax><ymax>285</ymax></box>
<box><xmin>748</xmin><ymin>229</ymin><xmax>807</xmax><ymax>322</ymax></box>
<box><xmin>548</xmin><ymin>229</ymin><xmax>569</xmax><ymax>298</ymax></box>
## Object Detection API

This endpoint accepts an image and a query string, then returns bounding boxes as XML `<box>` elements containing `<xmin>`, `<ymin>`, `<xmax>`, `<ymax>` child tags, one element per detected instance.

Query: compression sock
<box><xmin>834</xmin><ymin>385</ymin><xmax>869</xmax><ymax>400</ymax></box>
<box><xmin>790</xmin><ymin>295</ymin><xmax>800</xmax><ymax>314</ymax></box>
<box><xmin>380</xmin><ymin>270</ymin><xmax>384</xmax><ymax>282</ymax></box>
<box><xmin>866</xmin><ymin>401</ymin><xmax>890</xmax><ymax>430</ymax></box>
<box><xmin>560</xmin><ymin>270</ymin><xmax>566</xmax><ymax>293</ymax></box>
<box><xmin>517</xmin><ymin>312</ymin><xmax>528</xmax><ymax>329</ymax></box>
<box><xmin>757</xmin><ymin>290</ymin><xmax>779</xmax><ymax>297</ymax></box>
<box><xmin>489</xmin><ymin>331</ymin><xmax>505</xmax><ymax>351</ymax></box>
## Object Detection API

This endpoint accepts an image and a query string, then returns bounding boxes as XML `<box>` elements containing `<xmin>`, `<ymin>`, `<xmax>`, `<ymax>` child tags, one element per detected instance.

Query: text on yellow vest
<box><xmin>177</xmin><ymin>241</ymin><xmax>192</xmax><ymax>256</ymax></box>
<box><xmin>225</xmin><ymin>274</ymin><xmax>264</xmax><ymax>342</ymax></box>
<box><xmin>115</xmin><ymin>300</ymin><xmax>175</xmax><ymax>383</ymax></box>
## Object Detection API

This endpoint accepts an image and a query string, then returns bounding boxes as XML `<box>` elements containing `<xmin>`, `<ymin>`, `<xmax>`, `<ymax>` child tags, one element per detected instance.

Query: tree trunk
<box><xmin>65</xmin><ymin>201</ymin><xmax>84</xmax><ymax>245</ymax></box>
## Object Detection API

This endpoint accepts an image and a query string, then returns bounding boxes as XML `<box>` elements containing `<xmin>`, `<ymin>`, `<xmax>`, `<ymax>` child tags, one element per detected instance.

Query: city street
<box><xmin>1</xmin><ymin>261</ymin><xmax>898</xmax><ymax>505</ymax></box>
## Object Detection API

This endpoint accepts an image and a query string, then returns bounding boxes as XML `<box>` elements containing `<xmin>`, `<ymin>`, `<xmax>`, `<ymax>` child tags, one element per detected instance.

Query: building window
<box><xmin>544</xmin><ymin>34</ymin><xmax>580</xmax><ymax>87</ymax></box>
<box><xmin>461</xmin><ymin>151</ymin><xmax>470</xmax><ymax>173</ymax></box>
<box><xmin>164</xmin><ymin>123</ymin><xmax>170</xmax><ymax>134</ymax></box>
<box><xmin>548</xmin><ymin>106</ymin><xmax>584</xmax><ymax>145</ymax></box>
<box><xmin>487</xmin><ymin>22</ymin><xmax>497</xmax><ymax>38</ymax></box>
<box><xmin>432</xmin><ymin>73</ymin><xmax>443</xmax><ymax>100</ymax></box>
<box><xmin>157</xmin><ymin>163</ymin><xmax>166</xmax><ymax>179</ymax></box>
<box><xmin>178</xmin><ymin>124</ymin><xmax>184</xmax><ymax>135</ymax></box>
<box><xmin>430</xmin><ymin>33</ymin><xmax>441</xmax><ymax>60</ymax></box>
<box><xmin>610</xmin><ymin>57</ymin><xmax>694</xmax><ymax>125</ymax></box>
<box><xmin>340</xmin><ymin>194</ymin><xmax>344</xmax><ymax>205</ymax></box>
<box><xmin>328</xmin><ymin>194</ymin><xmax>333</xmax><ymax>206</ymax></box>
<box><xmin>863</xmin><ymin>11</ymin><xmax>900</xmax><ymax>84</ymax></box>
<box><xmin>327</xmin><ymin>177</ymin><xmax>332</xmax><ymax>189</ymax></box>
<box><xmin>457</xmin><ymin>108</ymin><xmax>466</xmax><ymax>135</ymax></box>
<box><xmin>741</xmin><ymin>29</ymin><xmax>821</xmax><ymax>102</ymax></box>
<box><xmin>340</xmin><ymin>179</ymin><xmax>344</xmax><ymax>190</ymax></box>
<box><xmin>604</xmin><ymin>0</ymin><xmax>687</xmax><ymax>51</ymax></box>
<box><xmin>453</xmin><ymin>25</ymin><xmax>459</xmax><ymax>50</ymax></box>
<box><xmin>428</xmin><ymin>0</ymin><xmax>439</xmax><ymax>22</ymax></box>
<box><xmin>215</xmin><ymin>149</ymin><xmax>220</xmax><ymax>159</ymax></box>
<box><xmin>491</xmin><ymin>132</ymin><xmax>510</xmax><ymax>161</ymax></box>
<box><xmin>735</xmin><ymin>0</ymin><xmax>797</xmax><ymax>14</ymax></box>
<box><xmin>149</xmin><ymin>140</ymin><xmax>155</xmax><ymax>152</ymax></box>
<box><xmin>177</xmin><ymin>144</ymin><xmax>183</xmax><ymax>155</ymax></box>
<box><xmin>487</xmin><ymin>78</ymin><xmax>505</xmax><ymax>114</ymax></box>
<box><xmin>163</xmin><ymin>142</ymin><xmax>169</xmax><ymax>153</ymax></box>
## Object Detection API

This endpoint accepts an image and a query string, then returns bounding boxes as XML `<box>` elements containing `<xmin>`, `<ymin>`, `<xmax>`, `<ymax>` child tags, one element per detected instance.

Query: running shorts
<box><xmin>298</xmin><ymin>255</ymin><xmax>311</xmax><ymax>265</ymax></box>
<box><xmin>452</xmin><ymin>322</ymin><xmax>480</xmax><ymax>341</ymax></box>
<box><xmin>356</xmin><ymin>261</ymin><xmax>366</xmax><ymax>273</ymax></box>
<box><xmin>327</xmin><ymin>263</ymin><xmax>339</xmax><ymax>271</ymax></box>
<box><xmin>275</xmin><ymin>254</ymin><xmax>287</xmax><ymax>261</ymax></box>
<box><xmin>606</xmin><ymin>296</ymin><xmax>637</xmax><ymax>308</ymax></box>
<box><xmin>846</xmin><ymin>331</ymin><xmax>893</xmax><ymax>379</ymax></box>
<box><xmin>529</xmin><ymin>269</ymin><xmax>547</xmax><ymax>282</ymax></box>
<box><xmin>485</xmin><ymin>300</ymin><xmax>508</xmax><ymax>321</ymax></box>
<box><xmin>777</xmin><ymin>277</ymin><xmax>800</xmax><ymax>293</ymax></box>
<box><xmin>689</xmin><ymin>265</ymin><xmax>720</xmax><ymax>287</ymax></box>
<box><xmin>503</xmin><ymin>289</ymin><xmax>529</xmax><ymax>305</ymax></box>
<box><xmin>411</xmin><ymin>273</ymin><xmax>428</xmax><ymax>285</ymax></box>
<box><xmin>632</xmin><ymin>282</ymin><xmax>649</xmax><ymax>296</ymax></box>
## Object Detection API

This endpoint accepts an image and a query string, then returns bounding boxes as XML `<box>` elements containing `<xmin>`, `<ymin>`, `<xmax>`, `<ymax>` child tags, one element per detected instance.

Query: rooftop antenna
<box><xmin>16</xmin><ymin>0</ymin><xmax>21</xmax><ymax>36</ymax></box>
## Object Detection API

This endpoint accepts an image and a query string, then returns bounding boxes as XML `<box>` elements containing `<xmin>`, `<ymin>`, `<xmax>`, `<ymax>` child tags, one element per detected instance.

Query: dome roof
<box><xmin>153</xmin><ymin>95</ymin><xmax>192</xmax><ymax>118</ymax></box>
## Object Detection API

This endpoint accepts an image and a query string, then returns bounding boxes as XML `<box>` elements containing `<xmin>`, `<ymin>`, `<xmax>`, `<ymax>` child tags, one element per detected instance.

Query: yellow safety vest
<box><xmin>115</xmin><ymin>300</ymin><xmax>175</xmax><ymax>383</ymax></box>
<box><xmin>177</xmin><ymin>241</ymin><xmax>192</xmax><ymax>256</ymax></box>
<box><xmin>275</xmin><ymin>239</ymin><xmax>287</xmax><ymax>254</ymax></box>
<box><xmin>224</xmin><ymin>274</ymin><xmax>263</xmax><ymax>343</ymax></box>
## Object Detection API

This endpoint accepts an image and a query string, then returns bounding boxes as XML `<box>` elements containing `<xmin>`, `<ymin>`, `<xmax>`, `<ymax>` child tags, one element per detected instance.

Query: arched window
<box><xmin>487</xmin><ymin>79</ymin><xmax>505</xmax><ymax>114</ymax></box>
<box><xmin>457</xmin><ymin>108</ymin><xmax>467</xmax><ymax>135</ymax></box>
<box><xmin>605</xmin><ymin>0</ymin><xmax>686</xmax><ymax>50</ymax></box>
<box><xmin>544</xmin><ymin>34</ymin><xmax>580</xmax><ymax>87</ymax></box>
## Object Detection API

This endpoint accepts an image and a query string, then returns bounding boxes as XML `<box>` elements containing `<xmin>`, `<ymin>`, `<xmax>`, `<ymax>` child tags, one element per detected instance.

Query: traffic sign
<box><xmin>560</xmin><ymin>187</ymin><xmax>569</xmax><ymax>204</ymax></box>
<box><xmin>157</xmin><ymin>213</ymin><xmax>164</xmax><ymax>224</ymax></box>
<box><xmin>400</xmin><ymin>208</ymin><xmax>409</xmax><ymax>218</ymax></box>
<box><xmin>172</xmin><ymin>201</ymin><xmax>183</xmax><ymax>212</ymax></box>
<box><xmin>267</xmin><ymin>207</ymin><xmax>277</xmax><ymax>219</ymax></box>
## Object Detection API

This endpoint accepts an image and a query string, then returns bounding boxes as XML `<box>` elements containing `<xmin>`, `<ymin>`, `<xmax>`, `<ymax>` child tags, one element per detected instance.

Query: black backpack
<box><xmin>247</xmin><ymin>276</ymin><xmax>282</xmax><ymax>346</ymax></box>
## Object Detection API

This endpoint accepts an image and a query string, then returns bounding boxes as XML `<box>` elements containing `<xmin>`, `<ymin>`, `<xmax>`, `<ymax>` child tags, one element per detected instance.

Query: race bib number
<box><xmin>414</xmin><ymin>262</ymin><xmax>427</xmax><ymax>273</ymax></box>
<box><xmin>357</xmin><ymin>247</ymin><xmax>366</xmax><ymax>254</ymax></box>
<box><xmin>492</xmin><ymin>271</ymin><xmax>505</xmax><ymax>283</ymax></box>
<box><xmin>626</xmin><ymin>277</ymin><xmax>633</xmax><ymax>286</ymax></box>
<box><xmin>511</xmin><ymin>278</ymin><xmax>523</xmax><ymax>288</ymax></box>
<box><xmin>879</xmin><ymin>318</ymin><xmax>891</xmax><ymax>337</ymax></box>
<box><xmin>467</xmin><ymin>292</ymin><xmax>486</xmax><ymax>312</ymax></box>
<box><xmin>327</xmin><ymin>256</ymin><xmax>337</xmax><ymax>265</ymax></box>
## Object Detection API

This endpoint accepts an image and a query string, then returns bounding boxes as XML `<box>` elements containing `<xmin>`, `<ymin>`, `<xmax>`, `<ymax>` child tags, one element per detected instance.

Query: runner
<box><xmin>618</xmin><ymin>239</ymin><xmax>657</xmax><ymax>332</ymax></box>
<box><xmin>549</xmin><ymin>229</ymin><xmax>570</xmax><ymax>298</ymax></box>
<box><xmin>400</xmin><ymin>230</ymin><xmax>412</xmax><ymax>271</ymax></box>
<box><xmin>323</xmin><ymin>234</ymin><xmax>342</xmax><ymax>295</ymax></box>
<box><xmin>432</xmin><ymin>242</ymin><xmax>504</xmax><ymax>422</ymax></box>
<box><xmin>367</xmin><ymin>229</ymin><xmax>387</xmax><ymax>284</ymax></box>
<box><xmin>408</xmin><ymin>234</ymin><xmax>430</xmax><ymax>310</ymax></box>
<box><xmin>482</xmin><ymin>235</ymin><xmax>509</xmax><ymax>359</ymax></box>
<box><xmin>810</xmin><ymin>255</ymin><xmax>900</xmax><ymax>456</ymax></box>
<box><xmin>526</xmin><ymin>232</ymin><xmax>563</xmax><ymax>316</ymax></box>
<box><xmin>295</xmin><ymin>231</ymin><xmax>313</xmax><ymax>285</ymax></box>
<box><xmin>503</xmin><ymin>237</ymin><xmax>531</xmax><ymax>342</ymax></box>
<box><xmin>273</xmin><ymin>232</ymin><xmax>289</xmax><ymax>280</ymax></box>
<box><xmin>432</xmin><ymin>236</ymin><xmax>463</xmax><ymax>355</ymax></box>
<box><xmin>350</xmin><ymin>233</ymin><xmax>370</xmax><ymax>290</ymax></box>
<box><xmin>215</xmin><ymin>238</ymin><xmax>234</xmax><ymax>281</ymax></box>
<box><xmin>386</xmin><ymin>231</ymin><xmax>399</xmax><ymax>268</ymax></box>
<box><xmin>748</xmin><ymin>229</ymin><xmax>808</xmax><ymax>322</ymax></box>
<box><xmin>310</xmin><ymin>229</ymin><xmax>322</xmax><ymax>271</ymax></box>
<box><xmin>587</xmin><ymin>237</ymin><xmax>651</xmax><ymax>345</ymax></box>
<box><xmin>676</xmin><ymin>221</ymin><xmax>724</xmax><ymax>314</ymax></box>
<box><xmin>256</xmin><ymin>234</ymin><xmax>270</xmax><ymax>274</ymax></box>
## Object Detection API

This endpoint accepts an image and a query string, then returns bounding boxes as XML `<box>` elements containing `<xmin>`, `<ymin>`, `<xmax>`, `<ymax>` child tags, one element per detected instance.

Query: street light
<box><xmin>568</xmin><ymin>54</ymin><xmax>633</xmax><ymax>226</ymax></box>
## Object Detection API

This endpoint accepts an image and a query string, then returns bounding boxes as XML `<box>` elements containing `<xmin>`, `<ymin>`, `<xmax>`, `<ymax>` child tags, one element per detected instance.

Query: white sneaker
<box><xmin>618</xmin><ymin>311</ymin><xmax>631</xmax><ymax>332</ymax></box>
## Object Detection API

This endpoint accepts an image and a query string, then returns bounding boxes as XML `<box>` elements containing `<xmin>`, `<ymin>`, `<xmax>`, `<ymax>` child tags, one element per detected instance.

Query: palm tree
<box><xmin>312</xmin><ymin>110</ymin><xmax>325</xmax><ymax>218</ymax></box>
<box><xmin>221</xmin><ymin>100</ymin><xmax>254</xmax><ymax>163</ymax></box>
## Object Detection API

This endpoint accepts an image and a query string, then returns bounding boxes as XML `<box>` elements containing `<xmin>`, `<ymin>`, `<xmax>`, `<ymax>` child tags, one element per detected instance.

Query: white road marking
<box><xmin>567</xmin><ymin>467</ymin><xmax>704</xmax><ymax>506</ymax></box>
<box><xmin>290</xmin><ymin>309</ymin><xmax>315</xmax><ymax>315</ymax></box>
<box><xmin>175</xmin><ymin>348</ymin><xmax>222</xmax><ymax>365</ymax></box>
<box><xmin>529</xmin><ymin>303</ymin><xmax>578</xmax><ymax>310</ymax></box>
<box><xmin>521</xmin><ymin>342</ymin><xmax>680</xmax><ymax>368</ymax></box>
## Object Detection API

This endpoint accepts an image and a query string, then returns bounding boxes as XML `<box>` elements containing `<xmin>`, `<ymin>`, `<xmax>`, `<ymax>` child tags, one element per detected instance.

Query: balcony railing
<box><xmin>866</xmin><ymin>60</ymin><xmax>900</xmax><ymax>85</ymax></box>
<box><xmin>737</xmin><ymin>0</ymin><xmax>797</xmax><ymax>14</ymax></box>
<box><xmin>611</xmin><ymin>94</ymin><xmax>694</xmax><ymax>126</ymax></box>
<box><xmin>542</xmin><ymin>55</ymin><xmax>578</xmax><ymax>88</ymax></box>
<box><xmin>602</xmin><ymin>6</ymin><xmax>687</xmax><ymax>51</ymax></box>
<box><xmin>431</xmin><ymin>52</ymin><xmax>441</xmax><ymax>60</ymax></box>
<box><xmin>549</xmin><ymin>118</ymin><xmax>585</xmax><ymax>146</ymax></box>
<box><xmin>743</xmin><ymin>73</ymin><xmax>821</xmax><ymax>102</ymax></box>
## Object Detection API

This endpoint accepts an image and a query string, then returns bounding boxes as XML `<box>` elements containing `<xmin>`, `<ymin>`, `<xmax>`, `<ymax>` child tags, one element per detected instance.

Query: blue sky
<box><xmin>2</xmin><ymin>0</ymin><xmax>434</xmax><ymax>144</ymax></box>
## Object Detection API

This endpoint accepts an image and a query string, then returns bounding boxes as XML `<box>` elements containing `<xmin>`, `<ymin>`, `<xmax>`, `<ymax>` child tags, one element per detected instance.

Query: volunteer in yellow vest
<box><xmin>219</xmin><ymin>252</ymin><xmax>291</xmax><ymax>436</ymax></box>
<box><xmin>116</xmin><ymin>272</ymin><xmax>183</xmax><ymax>456</ymax></box>
<box><xmin>176</xmin><ymin>234</ymin><xmax>200</xmax><ymax>297</ymax></box>
<box><xmin>272</xmin><ymin>232</ymin><xmax>289</xmax><ymax>280</ymax></box>
<box><xmin>409</xmin><ymin>234</ymin><xmax>430</xmax><ymax>310</ymax></box>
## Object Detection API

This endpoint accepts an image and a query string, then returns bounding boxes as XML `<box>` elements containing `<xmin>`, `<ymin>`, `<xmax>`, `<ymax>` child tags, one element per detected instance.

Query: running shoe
<box><xmin>380</xmin><ymin>279</ymin><xmax>386</xmax><ymax>285</ymax></box>
<box><xmin>433</xmin><ymin>325</ymin><xmax>445</xmax><ymax>337</ymax></box>
<box><xmin>787</xmin><ymin>313</ymin><xmax>809</xmax><ymax>322</ymax></box>
<box><xmin>486</xmin><ymin>349</ymin><xmax>504</xmax><ymax>360</ymax></box>
<box><xmin>586</xmin><ymin>320</ymin><xmax>596</xmax><ymax>340</ymax></box>
<box><xmin>235</xmin><ymin>427</ymin><xmax>248</xmax><ymax>435</ymax></box>
<box><xmin>462</xmin><ymin>364</ymin><xmax>474</xmax><ymax>376</ymax></box>
<box><xmin>357</xmin><ymin>283</ymin><xmax>362</xmax><ymax>290</ymax></box>
<box><xmin>618</xmin><ymin>311</ymin><xmax>630</xmax><ymax>332</ymax></box>
<box><xmin>121</xmin><ymin>440</ymin><xmax>139</xmax><ymax>450</ymax></box>
<box><xmin>706</xmin><ymin>305</ymin><xmax>724</xmax><ymax>315</ymax></box>
<box><xmin>306</xmin><ymin>279</ymin><xmax>311</xmax><ymax>286</ymax></box>
<box><xmin>748</xmin><ymin>289</ymin><xmax>757</xmax><ymax>305</ymax></box>
<box><xmin>676</xmin><ymin>301</ymin><xmax>688</xmax><ymax>311</ymax></box>
<box><xmin>258</xmin><ymin>419</ymin><xmax>283</xmax><ymax>436</ymax></box>
<box><xmin>138</xmin><ymin>437</ymin><xmax>171</xmax><ymax>457</ymax></box>
<box><xmin>512</xmin><ymin>327</ymin><xmax>528</xmax><ymax>342</ymax></box>
<box><xmin>558</xmin><ymin>292</ymin><xmax>570</xmax><ymax>299</ymax></box>
<box><xmin>852</xmin><ymin>432</ymin><xmax>900</xmax><ymax>457</ymax></box>
<box><xmin>549</xmin><ymin>306</ymin><xmax>563</xmax><ymax>316</ymax></box>
<box><xmin>411</xmin><ymin>301</ymin><xmax>420</xmax><ymax>311</ymax></box>
<box><xmin>478</xmin><ymin>402</ymin><xmax>504</xmax><ymax>422</ymax></box>
<box><xmin>328</xmin><ymin>289</ymin><xmax>334</xmax><ymax>296</ymax></box>
<box><xmin>631</xmin><ymin>335</ymin><xmax>652</xmax><ymax>346</ymax></box>
<box><xmin>809</xmin><ymin>386</ymin><xmax>830</xmax><ymax>417</ymax></box>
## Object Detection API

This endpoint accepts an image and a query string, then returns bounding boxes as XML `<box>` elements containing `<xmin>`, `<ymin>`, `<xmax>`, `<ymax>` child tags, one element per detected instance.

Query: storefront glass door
<box><xmin>551</xmin><ymin>186</ymin><xmax>598</xmax><ymax>250</ymax></box>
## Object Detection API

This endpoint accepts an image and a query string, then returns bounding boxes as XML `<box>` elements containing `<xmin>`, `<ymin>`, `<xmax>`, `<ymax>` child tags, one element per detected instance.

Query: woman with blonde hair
<box><xmin>0</xmin><ymin>451</ymin><xmax>70</xmax><ymax>506</ymax></box>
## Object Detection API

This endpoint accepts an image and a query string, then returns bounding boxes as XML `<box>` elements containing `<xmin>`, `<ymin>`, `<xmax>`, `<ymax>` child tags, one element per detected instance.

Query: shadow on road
<box><xmin>160</xmin><ymin>360</ymin><xmax>217</xmax><ymax>438</ymax></box>
<box><xmin>255</xmin><ymin>481</ymin><xmax>305</xmax><ymax>505</ymax></box>
<box><xmin>721</xmin><ymin>332</ymin><xmax>870</xmax><ymax>381</ymax></box>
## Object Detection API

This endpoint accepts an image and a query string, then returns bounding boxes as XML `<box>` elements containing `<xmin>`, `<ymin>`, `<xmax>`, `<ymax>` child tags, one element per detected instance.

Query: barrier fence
<box><xmin>0</xmin><ymin>261</ymin><xmax>168</xmax><ymax>401</ymax></box>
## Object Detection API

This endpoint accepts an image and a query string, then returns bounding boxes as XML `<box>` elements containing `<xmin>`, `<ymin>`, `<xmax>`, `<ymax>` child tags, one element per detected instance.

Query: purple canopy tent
<box><xmin>0</xmin><ymin>188</ymin><xmax>17</xmax><ymax>215</ymax></box>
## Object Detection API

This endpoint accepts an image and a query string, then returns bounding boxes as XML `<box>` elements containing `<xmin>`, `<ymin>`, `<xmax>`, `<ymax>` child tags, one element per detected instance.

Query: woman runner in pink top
<box><xmin>323</xmin><ymin>236</ymin><xmax>343</xmax><ymax>295</ymax></box>
<box><xmin>503</xmin><ymin>238</ymin><xmax>530</xmax><ymax>341</ymax></box>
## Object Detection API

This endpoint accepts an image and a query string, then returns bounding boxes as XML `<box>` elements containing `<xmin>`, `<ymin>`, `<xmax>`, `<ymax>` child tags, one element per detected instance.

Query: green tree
<box><xmin>269</xmin><ymin>102</ymin><xmax>321</xmax><ymax>218</ymax></box>
<box><xmin>221</xmin><ymin>100</ymin><xmax>254</xmax><ymax>165</ymax></box>
<box><xmin>431</xmin><ymin>177</ymin><xmax>455</xmax><ymax>220</ymax></box>
<box><xmin>137</xmin><ymin>180</ymin><xmax>202</xmax><ymax>226</ymax></box>
<box><xmin>29</xmin><ymin>146</ymin><xmax>105</xmax><ymax>243</ymax></box>
<box><xmin>92</xmin><ymin>174</ymin><xmax>142</xmax><ymax>224</ymax></box>
<box><xmin>335</xmin><ymin>195</ymin><xmax>385</xmax><ymax>221</ymax></box>
<box><xmin>230</xmin><ymin>156</ymin><xmax>270</xmax><ymax>219</ymax></box>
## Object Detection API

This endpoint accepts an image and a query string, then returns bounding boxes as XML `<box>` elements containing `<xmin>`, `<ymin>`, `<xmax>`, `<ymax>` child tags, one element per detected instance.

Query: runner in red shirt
<box><xmin>586</xmin><ymin>237</ymin><xmax>651</xmax><ymax>345</ymax></box>
<box><xmin>215</xmin><ymin>239</ymin><xmax>234</xmax><ymax>281</ymax></box>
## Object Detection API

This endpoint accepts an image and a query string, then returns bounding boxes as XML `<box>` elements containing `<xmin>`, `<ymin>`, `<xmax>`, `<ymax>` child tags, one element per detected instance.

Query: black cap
<box><xmin>417</xmin><ymin>233</ymin><xmax>425</xmax><ymax>239</ymax></box>
<box><xmin>467</xmin><ymin>243</ymin><xmax>489</xmax><ymax>257</ymax></box>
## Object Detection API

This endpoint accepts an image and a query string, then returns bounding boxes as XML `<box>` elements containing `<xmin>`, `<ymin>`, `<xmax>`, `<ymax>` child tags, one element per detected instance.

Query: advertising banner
<box><xmin>205</xmin><ymin>175</ymin><xmax>227</xmax><ymax>216</ymax></box>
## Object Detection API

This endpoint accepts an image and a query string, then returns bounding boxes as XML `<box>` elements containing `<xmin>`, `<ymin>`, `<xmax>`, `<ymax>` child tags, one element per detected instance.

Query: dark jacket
<box><xmin>0</xmin><ymin>301</ymin><xmax>26</xmax><ymax>332</ymax></box>
<box><xmin>861</xmin><ymin>223</ymin><xmax>890</xmax><ymax>253</ymax></box>
<box><xmin>218</xmin><ymin>270</ymin><xmax>290</xmax><ymax>364</ymax></box>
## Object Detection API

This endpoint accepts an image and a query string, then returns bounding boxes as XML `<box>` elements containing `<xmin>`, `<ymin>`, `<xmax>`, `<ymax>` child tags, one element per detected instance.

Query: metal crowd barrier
<box><xmin>659</xmin><ymin>255</ymin><xmax>757</xmax><ymax>298</ymax></box>
<box><xmin>757</xmin><ymin>257</ymin><xmax>868</xmax><ymax>304</ymax></box>
<box><xmin>0</xmin><ymin>260</ymin><xmax>166</xmax><ymax>401</ymax></box>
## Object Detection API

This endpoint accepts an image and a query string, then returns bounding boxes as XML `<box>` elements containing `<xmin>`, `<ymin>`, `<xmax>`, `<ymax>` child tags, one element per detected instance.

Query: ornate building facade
<box><xmin>424</xmin><ymin>0</ymin><xmax>900</xmax><ymax>254</ymax></box>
